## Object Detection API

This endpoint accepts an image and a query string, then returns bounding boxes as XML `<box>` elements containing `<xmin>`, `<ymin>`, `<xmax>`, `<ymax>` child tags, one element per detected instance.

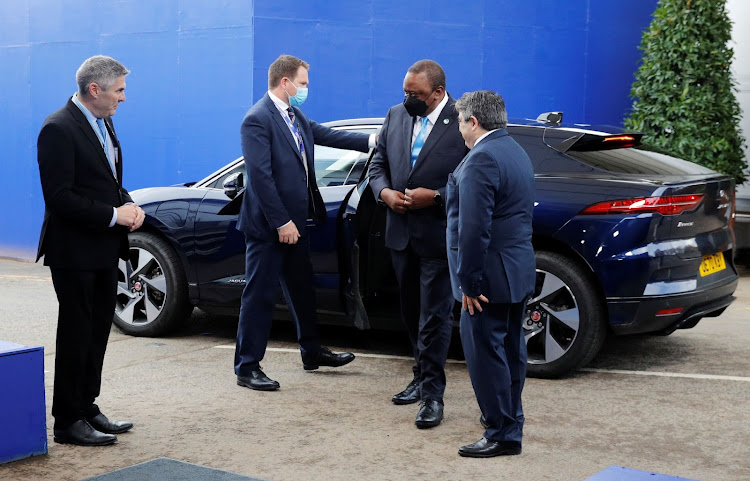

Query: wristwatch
<box><xmin>433</xmin><ymin>190</ymin><xmax>443</xmax><ymax>207</ymax></box>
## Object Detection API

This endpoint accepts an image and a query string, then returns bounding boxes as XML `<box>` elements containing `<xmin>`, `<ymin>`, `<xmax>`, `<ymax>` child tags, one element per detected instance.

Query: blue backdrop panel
<box><xmin>585</xmin><ymin>2</ymin><xmax>657</xmax><ymax>126</ymax></box>
<box><xmin>102</xmin><ymin>31</ymin><xmax>181</xmax><ymax>189</ymax></box>
<box><xmin>178</xmin><ymin>26</ymin><xmax>254</xmax><ymax>178</ymax></box>
<box><xmin>99</xmin><ymin>0</ymin><xmax>179</xmax><ymax>35</ymax></box>
<box><xmin>370</xmin><ymin>21</ymin><xmax>483</xmax><ymax>114</ymax></box>
<box><xmin>0</xmin><ymin>45</ymin><xmax>34</xmax><ymax>258</ymax></box>
<box><xmin>0</xmin><ymin>0</ymin><xmax>658</xmax><ymax>258</ymax></box>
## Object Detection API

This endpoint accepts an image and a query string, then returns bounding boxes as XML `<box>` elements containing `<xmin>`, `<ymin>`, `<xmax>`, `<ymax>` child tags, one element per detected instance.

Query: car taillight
<box><xmin>601</xmin><ymin>135</ymin><xmax>636</xmax><ymax>148</ymax></box>
<box><xmin>579</xmin><ymin>194</ymin><xmax>704</xmax><ymax>216</ymax></box>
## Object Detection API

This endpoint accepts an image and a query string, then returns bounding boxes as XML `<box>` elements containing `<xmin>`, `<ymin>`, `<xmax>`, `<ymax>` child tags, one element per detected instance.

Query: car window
<box><xmin>508</xmin><ymin>127</ymin><xmax>718</xmax><ymax>176</ymax></box>
<box><xmin>207</xmin><ymin>163</ymin><xmax>247</xmax><ymax>189</ymax></box>
<box><xmin>314</xmin><ymin>127</ymin><xmax>377</xmax><ymax>188</ymax></box>
<box><xmin>566</xmin><ymin>148</ymin><xmax>717</xmax><ymax>175</ymax></box>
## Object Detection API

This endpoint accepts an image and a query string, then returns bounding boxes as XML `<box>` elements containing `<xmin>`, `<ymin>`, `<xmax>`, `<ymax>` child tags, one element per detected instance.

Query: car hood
<box><xmin>131</xmin><ymin>185</ymin><xmax>209</xmax><ymax>206</ymax></box>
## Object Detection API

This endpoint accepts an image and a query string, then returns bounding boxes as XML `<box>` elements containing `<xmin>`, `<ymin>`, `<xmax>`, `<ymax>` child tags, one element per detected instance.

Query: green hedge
<box><xmin>625</xmin><ymin>0</ymin><xmax>747</xmax><ymax>184</ymax></box>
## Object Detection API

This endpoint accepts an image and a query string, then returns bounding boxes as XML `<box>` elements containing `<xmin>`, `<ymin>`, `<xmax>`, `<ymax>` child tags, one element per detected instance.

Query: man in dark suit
<box><xmin>368</xmin><ymin>59</ymin><xmax>467</xmax><ymax>429</ymax></box>
<box><xmin>446</xmin><ymin>90</ymin><xmax>536</xmax><ymax>457</ymax></box>
<box><xmin>37</xmin><ymin>55</ymin><xmax>144</xmax><ymax>446</ymax></box>
<box><xmin>235</xmin><ymin>54</ymin><xmax>374</xmax><ymax>390</ymax></box>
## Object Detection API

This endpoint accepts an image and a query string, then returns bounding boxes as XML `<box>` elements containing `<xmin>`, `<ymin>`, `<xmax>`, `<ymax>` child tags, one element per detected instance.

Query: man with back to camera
<box><xmin>234</xmin><ymin>54</ymin><xmax>377</xmax><ymax>390</ymax></box>
<box><xmin>446</xmin><ymin>90</ymin><xmax>536</xmax><ymax>457</ymax></box>
<box><xmin>36</xmin><ymin>55</ymin><xmax>144</xmax><ymax>446</ymax></box>
<box><xmin>368</xmin><ymin>59</ymin><xmax>468</xmax><ymax>428</ymax></box>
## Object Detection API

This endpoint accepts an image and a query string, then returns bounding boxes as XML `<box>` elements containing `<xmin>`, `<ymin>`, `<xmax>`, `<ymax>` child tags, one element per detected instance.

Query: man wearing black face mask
<box><xmin>369</xmin><ymin>59</ymin><xmax>468</xmax><ymax>429</ymax></box>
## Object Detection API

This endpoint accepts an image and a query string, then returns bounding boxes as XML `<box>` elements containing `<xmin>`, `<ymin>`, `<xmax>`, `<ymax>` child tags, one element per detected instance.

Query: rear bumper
<box><xmin>606</xmin><ymin>275</ymin><xmax>738</xmax><ymax>335</ymax></box>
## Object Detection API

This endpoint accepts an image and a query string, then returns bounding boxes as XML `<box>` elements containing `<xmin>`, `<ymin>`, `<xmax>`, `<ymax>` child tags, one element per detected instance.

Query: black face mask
<box><xmin>403</xmin><ymin>92</ymin><xmax>435</xmax><ymax>117</ymax></box>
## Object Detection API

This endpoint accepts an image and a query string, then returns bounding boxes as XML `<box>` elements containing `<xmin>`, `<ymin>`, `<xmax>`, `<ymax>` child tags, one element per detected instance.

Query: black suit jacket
<box><xmin>368</xmin><ymin>96</ymin><xmax>468</xmax><ymax>258</ymax></box>
<box><xmin>36</xmin><ymin>98</ymin><xmax>132</xmax><ymax>269</ymax></box>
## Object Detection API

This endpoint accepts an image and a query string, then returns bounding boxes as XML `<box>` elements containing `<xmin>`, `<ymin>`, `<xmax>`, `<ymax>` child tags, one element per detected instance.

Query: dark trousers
<box><xmin>50</xmin><ymin>267</ymin><xmax>117</xmax><ymax>430</ymax></box>
<box><xmin>234</xmin><ymin>236</ymin><xmax>321</xmax><ymax>376</ymax></box>
<box><xmin>460</xmin><ymin>301</ymin><xmax>527</xmax><ymax>444</ymax></box>
<box><xmin>390</xmin><ymin>245</ymin><xmax>453</xmax><ymax>402</ymax></box>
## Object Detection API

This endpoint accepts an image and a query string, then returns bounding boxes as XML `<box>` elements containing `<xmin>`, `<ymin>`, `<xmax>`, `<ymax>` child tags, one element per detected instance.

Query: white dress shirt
<box><xmin>411</xmin><ymin>93</ymin><xmax>450</xmax><ymax>147</ymax></box>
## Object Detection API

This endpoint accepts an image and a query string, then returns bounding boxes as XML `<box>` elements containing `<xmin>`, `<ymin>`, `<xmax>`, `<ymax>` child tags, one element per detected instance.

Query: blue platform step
<box><xmin>0</xmin><ymin>340</ymin><xmax>47</xmax><ymax>464</ymax></box>
<box><xmin>586</xmin><ymin>466</ymin><xmax>698</xmax><ymax>481</ymax></box>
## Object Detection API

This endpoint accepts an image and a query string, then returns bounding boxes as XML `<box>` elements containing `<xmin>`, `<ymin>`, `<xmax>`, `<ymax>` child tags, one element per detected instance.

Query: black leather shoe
<box><xmin>87</xmin><ymin>413</ymin><xmax>133</xmax><ymax>434</ymax></box>
<box><xmin>458</xmin><ymin>437</ymin><xmax>522</xmax><ymax>458</ymax></box>
<box><xmin>237</xmin><ymin>368</ymin><xmax>280</xmax><ymax>391</ymax></box>
<box><xmin>392</xmin><ymin>379</ymin><xmax>420</xmax><ymax>405</ymax></box>
<box><xmin>415</xmin><ymin>399</ymin><xmax>444</xmax><ymax>429</ymax></box>
<box><xmin>53</xmin><ymin>420</ymin><xmax>117</xmax><ymax>446</ymax></box>
<box><xmin>302</xmin><ymin>347</ymin><xmax>355</xmax><ymax>371</ymax></box>
<box><xmin>480</xmin><ymin>414</ymin><xmax>489</xmax><ymax>429</ymax></box>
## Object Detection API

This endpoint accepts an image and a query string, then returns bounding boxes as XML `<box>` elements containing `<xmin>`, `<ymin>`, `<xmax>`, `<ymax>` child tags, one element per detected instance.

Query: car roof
<box><xmin>322</xmin><ymin>117</ymin><xmax>631</xmax><ymax>136</ymax></box>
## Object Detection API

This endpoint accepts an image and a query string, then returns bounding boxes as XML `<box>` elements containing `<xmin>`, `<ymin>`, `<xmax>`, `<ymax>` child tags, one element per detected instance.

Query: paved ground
<box><xmin>0</xmin><ymin>258</ymin><xmax>748</xmax><ymax>481</ymax></box>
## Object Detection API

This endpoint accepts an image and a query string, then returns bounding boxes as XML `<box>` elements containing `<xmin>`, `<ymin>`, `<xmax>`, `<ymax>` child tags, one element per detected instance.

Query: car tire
<box><xmin>113</xmin><ymin>231</ymin><xmax>192</xmax><ymax>336</ymax></box>
<box><xmin>525</xmin><ymin>251</ymin><xmax>607</xmax><ymax>378</ymax></box>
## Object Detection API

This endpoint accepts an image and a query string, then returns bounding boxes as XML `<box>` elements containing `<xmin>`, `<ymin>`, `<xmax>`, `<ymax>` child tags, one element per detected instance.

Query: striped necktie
<box><xmin>411</xmin><ymin>116</ymin><xmax>429</xmax><ymax>168</ymax></box>
<box><xmin>286</xmin><ymin>108</ymin><xmax>306</xmax><ymax>155</ymax></box>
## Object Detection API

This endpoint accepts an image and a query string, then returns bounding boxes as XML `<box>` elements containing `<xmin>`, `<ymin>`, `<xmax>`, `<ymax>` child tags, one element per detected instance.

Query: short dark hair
<box><xmin>407</xmin><ymin>59</ymin><xmax>446</xmax><ymax>91</ymax></box>
<box><xmin>268</xmin><ymin>55</ymin><xmax>310</xmax><ymax>89</ymax></box>
<box><xmin>455</xmin><ymin>90</ymin><xmax>508</xmax><ymax>130</ymax></box>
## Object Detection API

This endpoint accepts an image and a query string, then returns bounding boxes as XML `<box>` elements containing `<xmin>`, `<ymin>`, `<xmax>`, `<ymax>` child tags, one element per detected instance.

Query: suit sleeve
<box><xmin>121</xmin><ymin>188</ymin><xmax>133</xmax><ymax>205</ymax></box>
<box><xmin>457</xmin><ymin>151</ymin><xmax>499</xmax><ymax>298</ymax></box>
<box><xmin>37</xmin><ymin>121</ymin><xmax>117</xmax><ymax>230</ymax></box>
<box><xmin>367</xmin><ymin>109</ymin><xmax>393</xmax><ymax>201</ymax></box>
<box><xmin>241</xmin><ymin>113</ymin><xmax>290</xmax><ymax>229</ymax></box>
<box><xmin>309</xmin><ymin>120</ymin><xmax>370</xmax><ymax>152</ymax></box>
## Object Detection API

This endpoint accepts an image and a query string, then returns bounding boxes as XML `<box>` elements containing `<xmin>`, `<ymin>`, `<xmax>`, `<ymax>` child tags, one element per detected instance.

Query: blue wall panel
<box><xmin>0</xmin><ymin>0</ymin><xmax>657</xmax><ymax>258</ymax></box>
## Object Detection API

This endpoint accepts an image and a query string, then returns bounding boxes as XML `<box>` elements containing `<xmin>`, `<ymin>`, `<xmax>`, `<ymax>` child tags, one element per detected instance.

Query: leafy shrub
<box><xmin>626</xmin><ymin>0</ymin><xmax>747</xmax><ymax>183</ymax></box>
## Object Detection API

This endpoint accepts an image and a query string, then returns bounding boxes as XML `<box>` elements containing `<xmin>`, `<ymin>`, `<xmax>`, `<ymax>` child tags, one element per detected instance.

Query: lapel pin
<box><xmin>443</xmin><ymin>118</ymin><xmax>450</xmax><ymax>124</ymax></box>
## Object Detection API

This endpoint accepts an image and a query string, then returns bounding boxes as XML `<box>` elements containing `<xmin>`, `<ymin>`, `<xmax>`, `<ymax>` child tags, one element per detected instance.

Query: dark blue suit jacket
<box><xmin>237</xmin><ymin>93</ymin><xmax>370</xmax><ymax>241</ymax></box>
<box><xmin>446</xmin><ymin>129</ymin><xmax>536</xmax><ymax>303</ymax></box>
<box><xmin>368</xmin><ymin>97</ymin><xmax>468</xmax><ymax>258</ymax></box>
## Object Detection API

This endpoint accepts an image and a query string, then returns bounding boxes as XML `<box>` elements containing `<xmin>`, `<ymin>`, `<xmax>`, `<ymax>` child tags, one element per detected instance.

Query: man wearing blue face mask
<box><xmin>234</xmin><ymin>54</ymin><xmax>377</xmax><ymax>391</ymax></box>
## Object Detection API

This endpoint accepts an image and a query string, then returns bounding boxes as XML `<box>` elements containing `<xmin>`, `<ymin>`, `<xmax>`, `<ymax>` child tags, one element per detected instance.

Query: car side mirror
<box><xmin>223</xmin><ymin>172</ymin><xmax>244</xmax><ymax>199</ymax></box>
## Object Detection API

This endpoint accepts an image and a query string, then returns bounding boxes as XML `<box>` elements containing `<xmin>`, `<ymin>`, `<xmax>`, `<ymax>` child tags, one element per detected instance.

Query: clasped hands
<box><xmin>381</xmin><ymin>187</ymin><xmax>436</xmax><ymax>214</ymax></box>
<box><xmin>115</xmin><ymin>204</ymin><xmax>145</xmax><ymax>232</ymax></box>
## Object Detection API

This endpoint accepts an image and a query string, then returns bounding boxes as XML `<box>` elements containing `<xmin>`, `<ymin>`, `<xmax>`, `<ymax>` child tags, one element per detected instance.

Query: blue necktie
<box><xmin>411</xmin><ymin>116</ymin><xmax>429</xmax><ymax>168</ymax></box>
<box><xmin>96</xmin><ymin>118</ymin><xmax>116</xmax><ymax>176</ymax></box>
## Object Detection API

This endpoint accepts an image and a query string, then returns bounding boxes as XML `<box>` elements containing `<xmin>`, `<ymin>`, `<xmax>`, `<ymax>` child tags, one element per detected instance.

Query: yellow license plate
<box><xmin>699</xmin><ymin>253</ymin><xmax>726</xmax><ymax>277</ymax></box>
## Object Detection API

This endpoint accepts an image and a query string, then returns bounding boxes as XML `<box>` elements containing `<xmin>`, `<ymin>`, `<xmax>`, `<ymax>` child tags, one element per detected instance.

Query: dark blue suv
<box><xmin>117</xmin><ymin>117</ymin><xmax>738</xmax><ymax>378</ymax></box>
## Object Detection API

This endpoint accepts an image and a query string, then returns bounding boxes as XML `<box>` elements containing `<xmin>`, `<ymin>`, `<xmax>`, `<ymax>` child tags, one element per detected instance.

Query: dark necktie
<box><xmin>286</xmin><ymin>108</ymin><xmax>306</xmax><ymax>155</ymax></box>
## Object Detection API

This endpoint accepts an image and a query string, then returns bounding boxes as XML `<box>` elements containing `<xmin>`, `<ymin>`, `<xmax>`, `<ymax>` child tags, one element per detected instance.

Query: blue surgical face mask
<box><xmin>285</xmin><ymin>80</ymin><xmax>308</xmax><ymax>107</ymax></box>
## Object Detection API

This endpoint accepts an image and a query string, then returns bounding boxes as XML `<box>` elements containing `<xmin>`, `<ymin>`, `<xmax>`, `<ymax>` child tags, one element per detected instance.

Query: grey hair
<box><xmin>454</xmin><ymin>90</ymin><xmax>508</xmax><ymax>130</ymax></box>
<box><xmin>76</xmin><ymin>56</ymin><xmax>130</xmax><ymax>97</ymax></box>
